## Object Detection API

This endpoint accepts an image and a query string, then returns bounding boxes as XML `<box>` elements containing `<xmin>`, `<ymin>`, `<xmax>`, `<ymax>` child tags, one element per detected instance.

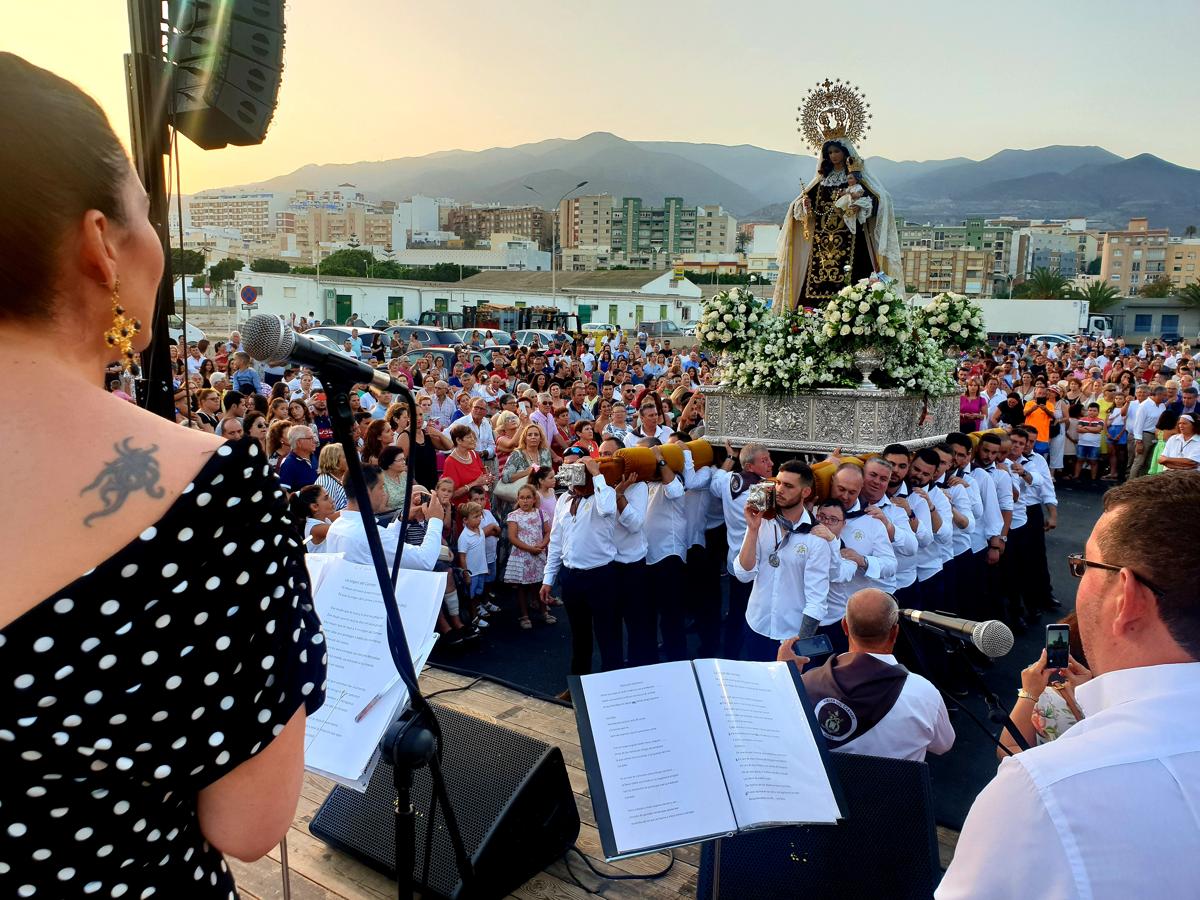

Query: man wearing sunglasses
<box><xmin>939</xmin><ymin>471</ymin><xmax>1200</xmax><ymax>900</ymax></box>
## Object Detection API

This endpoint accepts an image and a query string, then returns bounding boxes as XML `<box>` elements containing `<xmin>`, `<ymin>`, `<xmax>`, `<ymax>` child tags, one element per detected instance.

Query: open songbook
<box><xmin>570</xmin><ymin>659</ymin><xmax>845</xmax><ymax>861</ymax></box>
<box><xmin>302</xmin><ymin>555</ymin><xmax>445</xmax><ymax>791</ymax></box>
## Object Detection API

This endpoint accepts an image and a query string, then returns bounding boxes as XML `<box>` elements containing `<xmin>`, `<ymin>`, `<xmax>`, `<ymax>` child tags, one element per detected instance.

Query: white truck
<box><xmin>910</xmin><ymin>297</ymin><xmax>1111</xmax><ymax>341</ymax></box>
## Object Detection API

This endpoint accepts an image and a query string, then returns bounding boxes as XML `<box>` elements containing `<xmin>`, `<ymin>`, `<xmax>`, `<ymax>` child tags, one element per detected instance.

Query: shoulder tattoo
<box><xmin>80</xmin><ymin>437</ymin><xmax>166</xmax><ymax>527</ymax></box>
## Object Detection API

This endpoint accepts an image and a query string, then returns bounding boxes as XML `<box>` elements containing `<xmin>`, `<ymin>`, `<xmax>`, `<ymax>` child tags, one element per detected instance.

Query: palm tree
<box><xmin>1178</xmin><ymin>282</ymin><xmax>1200</xmax><ymax>308</ymax></box>
<box><xmin>1019</xmin><ymin>267</ymin><xmax>1072</xmax><ymax>299</ymax></box>
<box><xmin>1185</xmin><ymin>225</ymin><xmax>1197</xmax><ymax>240</ymax></box>
<box><xmin>1072</xmin><ymin>279</ymin><xmax>1123</xmax><ymax>311</ymax></box>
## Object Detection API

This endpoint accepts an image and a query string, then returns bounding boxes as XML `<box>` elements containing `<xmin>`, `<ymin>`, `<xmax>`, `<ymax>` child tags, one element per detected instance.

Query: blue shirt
<box><xmin>350</xmin><ymin>337</ymin><xmax>364</xmax><ymax>359</ymax></box>
<box><xmin>230</xmin><ymin>368</ymin><xmax>261</xmax><ymax>394</ymax></box>
<box><xmin>278</xmin><ymin>452</ymin><xmax>317</xmax><ymax>489</ymax></box>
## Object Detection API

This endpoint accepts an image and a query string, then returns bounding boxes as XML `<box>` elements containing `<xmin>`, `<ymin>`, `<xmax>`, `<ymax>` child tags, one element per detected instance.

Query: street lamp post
<box><xmin>525</xmin><ymin>180</ymin><xmax>588</xmax><ymax>304</ymax></box>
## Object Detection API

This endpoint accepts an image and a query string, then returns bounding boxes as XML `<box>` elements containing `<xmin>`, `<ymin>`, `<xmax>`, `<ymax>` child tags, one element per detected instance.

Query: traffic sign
<box><xmin>240</xmin><ymin>285</ymin><xmax>258</xmax><ymax>305</ymax></box>
<box><xmin>203</xmin><ymin>284</ymin><xmax>212</xmax><ymax>296</ymax></box>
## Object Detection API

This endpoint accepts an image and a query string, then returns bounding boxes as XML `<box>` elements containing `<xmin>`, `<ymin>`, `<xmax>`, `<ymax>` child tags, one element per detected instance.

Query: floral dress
<box><xmin>503</xmin><ymin>508</ymin><xmax>546</xmax><ymax>585</ymax></box>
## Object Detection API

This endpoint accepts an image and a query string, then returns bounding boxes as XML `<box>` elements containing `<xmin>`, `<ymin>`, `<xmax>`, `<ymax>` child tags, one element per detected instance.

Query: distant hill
<box><xmin>213</xmin><ymin>135</ymin><xmax>1200</xmax><ymax>233</ymax></box>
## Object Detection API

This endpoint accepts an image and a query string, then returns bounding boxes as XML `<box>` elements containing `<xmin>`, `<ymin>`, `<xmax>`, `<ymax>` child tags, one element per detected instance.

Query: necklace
<box><xmin>452</xmin><ymin>449</ymin><xmax>473</xmax><ymax>464</ymax></box>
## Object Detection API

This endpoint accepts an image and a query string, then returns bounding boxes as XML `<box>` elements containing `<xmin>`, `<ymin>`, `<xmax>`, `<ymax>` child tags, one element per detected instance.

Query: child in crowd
<box><xmin>469</xmin><ymin>484</ymin><xmax>502</xmax><ymax>613</ymax></box>
<box><xmin>457</xmin><ymin>501</ymin><xmax>490</xmax><ymax>630</ymax></box>
<box><xmin>1073</xmin><ymin>402</ymin><xmax>1104</xmax><ymax>482</ymax></box>
<box><xmin>504</xmin><ymin>485</ymin><xmax>555</xmax><ymax>629</ymax></box>
<box><xmin>532</xmin><ymin>465</ymin><xmax>558</xmax><ymax>525</ymax></box>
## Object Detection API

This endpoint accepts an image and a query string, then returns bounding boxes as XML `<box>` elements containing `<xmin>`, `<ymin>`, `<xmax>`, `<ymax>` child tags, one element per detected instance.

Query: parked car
<box><xmin>384</xmin><ymin>325</ymin><xmax>464</xmax><ymax>347</ymax></box>
<box><xmin>513</xmin><ymin>329</ymin><xmax>563</xmax><ymax>348</ymax></box>
<box><xmin>453</xmin><ymin>328</ymin><xmax>513</xmax><ymax>346</ymax></box>
<box><xmin>581</xmin><ymin>323</ymin><xmax>615</xmax><ymax>335</ymax></box>
<box><xmin>1027</xmin><ymin>333</ymin><xmax>1076</xmax><ymax>347</ymax></box>
<box><xmin>639</xmin><ymin>320</ymin><xmax>686</xmax><ymax>340</ymax></box>
<box><xmin>305</xmin><ymin>325</ymin><xmax>386</xmax><ymax>352</ymax></box>
<box><xmin>682</xmin><ymin>319</ymin><xmax>700</xmax><ymax>336</ymax></box>
<box><xmin>399</xmin><ymin>347</ymin><xmax>494</xmax><ymax>374</ymax></box>
<box><xmin>306</xmin><ymin>333</ymin><xmax>349</xmax><ymax>355</ymax></box>
<box><xmin>166</xmin><ymin>314</ymin><xmax>206</xmax><ymax>346</ymax></box>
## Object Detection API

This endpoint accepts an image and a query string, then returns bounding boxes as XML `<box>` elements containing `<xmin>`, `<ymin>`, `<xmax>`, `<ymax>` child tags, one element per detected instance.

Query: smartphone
<box><xmin>1046</xmin><ymin>624</ymin><xmax>1070</xmax><ymax>669</ymax></box>
<box><xmin>791</xmin><ymin>633</ymin><xmax>834</xmax><ymax>660</ymax></box>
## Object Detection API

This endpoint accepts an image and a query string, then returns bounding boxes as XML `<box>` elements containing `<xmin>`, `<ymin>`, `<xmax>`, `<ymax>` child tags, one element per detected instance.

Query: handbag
<box><xmin>494</xmin><ymin>474</ymin><xmax>528</xmax><ymax>504</ymax></box>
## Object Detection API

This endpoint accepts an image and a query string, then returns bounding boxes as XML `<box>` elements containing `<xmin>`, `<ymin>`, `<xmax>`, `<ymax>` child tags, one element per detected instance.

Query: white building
<box><xmin>230</xmin><ymin>269</ymin><xmax>701</xmax><ymax>330</ymax></box>
<box><xmin>745</xmin><ymin>224</ymin><xmax>781</xmax><ymax>282</ymax></box>
<box><xmin>186</xmin><ymin>190</ymin><xmax>290</xmax><ymax>242</ymax></box>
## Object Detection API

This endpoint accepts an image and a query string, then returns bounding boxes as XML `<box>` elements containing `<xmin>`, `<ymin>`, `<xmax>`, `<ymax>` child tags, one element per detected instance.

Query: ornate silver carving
<box><xmin>852</xmin><ymin>347</ymin><xmax>884</xmax><ymax>391</ymax></box>
<box><xmin>701</xmin><ymin>384</ymin><xmax>957</xmax><ymax>455</ymax></box>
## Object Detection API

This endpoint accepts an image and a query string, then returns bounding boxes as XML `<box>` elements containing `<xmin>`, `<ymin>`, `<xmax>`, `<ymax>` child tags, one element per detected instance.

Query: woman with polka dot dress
<box><xmin>0</xmin><ymin>54</ymin><xmax>327</xmax><ymax>897</ymax></box>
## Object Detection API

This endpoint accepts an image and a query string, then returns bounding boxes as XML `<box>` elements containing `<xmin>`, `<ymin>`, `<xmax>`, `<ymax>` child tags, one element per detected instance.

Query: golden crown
<box><xmin>796</xmin><ymin>78</ymin><xmax>872</xmax><ymax>153</ymax></box>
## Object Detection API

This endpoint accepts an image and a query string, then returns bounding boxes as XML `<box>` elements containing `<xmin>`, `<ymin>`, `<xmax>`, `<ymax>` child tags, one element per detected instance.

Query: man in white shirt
<box><xmin>881</xmin><ymin>448</ymin><xmax>934</xmax><ymax>608</ymax></box>
<box><xmin>324</xmin><ymin>468</ymin><xmax>444</xmax><ymax>571</ymax></box>
<box><xmin>540</xmin><ymin>454</ymin><xmax>623</xmax><ymax>674</ymax></box>
<box><xmin>824</xmin><ymin>465</ymin><xmax>897</xmax><ymax>653</ymax></box>
<box><xmin>939</xmin><ymin>472</ymin><xmax>1200</xmax><ymax>900</ymax></box>
<box><xmin>734</xmin><ymin>461</ymin><xmax>833</xmax><ymax>661</ymax></box>
<box><xmin>623</xmin><ymin>399</ymin><xmax>672</xmax><ymax>447</ymax></box>
<box><xmin>464</xmin><ymin>398</ymin><xmax>497</xmax><ymax>467</ymax></box>
<box><xmin>975</xmin><ymin>433</ymin><xmax>1014</xmax><ymax>621</ymax></box>
<box><xmin>428</xmin><ymin>381</ymin><xmax>457</xmax><ymax>429</ymax></box>
<box><xmin>1129</xmin><ymin>384</ymin><xmax>1167</xmax><ymax>479</ymax></box>
<box><xmin>783</xmin><ymin>589</ymin><xmax>954</xmax><ymax>762</ymax></box>
<box><xmin>639</xmin><ymin>441</ymin><xmax>689</xmax><ymax>662</ymax></box>
<box><xmin>906</xmin><ymin>448</ymin><xmax>952</xmax><ymax>613</ymax></box>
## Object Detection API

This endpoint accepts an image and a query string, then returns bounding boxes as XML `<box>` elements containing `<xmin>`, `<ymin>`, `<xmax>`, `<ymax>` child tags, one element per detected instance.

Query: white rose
<box><xmin>879</xmin><ymin>305</ymin><xmax>890</xmax><ymax>314</ymax></box>
<box><xmin>749</xmin><ymin>313</ymin><xmax>759</xmax><ymax>322</ymax></box>
<box><xmin>950</xmin><ymin>322</ymin><xmax>961</xmax><ymax>332</ymax></box>
<box><xmin>722</xmin><ymin>313</ymin><xmax>733</xmax><ymax>322</ymax></box>
<box><xmin>852</xmin><ymin>326</ymin><xmax>863</xmax><ymax>335</ymax></box>
<box><xmin>840</xmin><ymin>324</ymin><xmax>851</xmax><ymax>336</ymax></box>
<box><xmin>706</xmin><ymin>330</ymin><xmax>717</xmax><ymax>340</ymax></box>
<box><xmin>931</xmin><ymin>327</ymin><xmax>940</xmax><ymax>336</ymax></box>
<box><xmin>842</xmin><ymin>311</ymin><xmax>852</xmax><ymax>322</ymax></box>
<box><xmin>858</xmin><ymin>302</ymin><xmax>869</xmax><ymax>313</ymax></box>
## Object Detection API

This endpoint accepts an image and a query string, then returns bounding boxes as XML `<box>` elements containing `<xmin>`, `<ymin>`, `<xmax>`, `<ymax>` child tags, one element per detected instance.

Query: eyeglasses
<box><xmin>815</xmin><ymin>514</ymin><xmax>844</xmax><ymax>526</ymax></box>
<box><xmin>1066</xmin><ymin>553</ymin><xmax>1165</xmax><ymax>597</ymax></box>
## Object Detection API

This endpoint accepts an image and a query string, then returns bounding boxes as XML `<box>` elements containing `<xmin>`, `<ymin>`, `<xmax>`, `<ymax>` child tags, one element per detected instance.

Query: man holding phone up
<box><xmin>733</xmin><ymin>461</ymin><xmax>837</xmax><ymax>662</ymax></box>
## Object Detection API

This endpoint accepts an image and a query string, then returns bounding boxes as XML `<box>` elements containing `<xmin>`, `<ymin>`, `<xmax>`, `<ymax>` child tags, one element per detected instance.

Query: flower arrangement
<box><xmin>816</xmin><ymin>278</ymin><xmax>909</xmax><ymax>354</ymax></box>
<box><xmin>914</xmin><ymin>291</ymin><xmax>988</xmax><ymax>353</ymax></box>
<box><xmin>697</xmin><ymin>286</ymin><xmax>768</xmax><ymax>356</ymax></box>
<box><xmin>712</xmin><ymin>275</ymin><xmax>964</xmax><ymax>397</ymax></box>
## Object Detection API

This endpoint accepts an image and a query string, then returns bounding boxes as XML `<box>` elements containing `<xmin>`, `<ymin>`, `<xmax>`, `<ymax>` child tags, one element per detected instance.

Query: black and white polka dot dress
<box><xmin>1</xmin><ymin>440</ymin><xmax>327</xmax><ymax>898</ymax></box>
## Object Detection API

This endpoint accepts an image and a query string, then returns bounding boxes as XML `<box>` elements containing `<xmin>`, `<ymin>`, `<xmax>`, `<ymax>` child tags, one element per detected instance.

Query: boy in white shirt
<box><xmin>469</xmin><ymin>485</ymin><xmax>502</xmax><ymax>612</ymax></box>
<box><xmin>1073</xmin><ymin>402</ymin><xmax>1104</xmax><ymax>483</ymax></box>
<box><xmin>457</xmin><ymin>501</ymin><xmax>490</xmax><ymax>628</ymax></box>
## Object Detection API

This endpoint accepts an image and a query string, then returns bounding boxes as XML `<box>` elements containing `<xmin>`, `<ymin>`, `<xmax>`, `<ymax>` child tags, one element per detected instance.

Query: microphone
<box><xmin>899</xmin><ymin>609</ymin><xmax>1014</xmax><ymax>658</ymax></box>
<box><xmin>241</xmin><ymin>315</ymin><xmax>409</xmax><ymax>396</ymax></box>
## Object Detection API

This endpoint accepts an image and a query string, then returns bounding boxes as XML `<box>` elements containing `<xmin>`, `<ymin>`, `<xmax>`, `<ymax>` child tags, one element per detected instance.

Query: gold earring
<box><xmin>103</xmin><ymin>277</ymin><xmax>142</xmax><ymax>369</ymax></box>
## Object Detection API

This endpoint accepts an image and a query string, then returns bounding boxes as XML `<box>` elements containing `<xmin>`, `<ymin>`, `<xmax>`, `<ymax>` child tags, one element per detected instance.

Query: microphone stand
<box><xmin>324</xmin><ymin>374</ymin><xmax>475</xmax><ymax>899</ymax></box>
<box><xmin>898</xmin><ymin>619</ymin><xmax>1030</xmax><ymax>755</ymax></box>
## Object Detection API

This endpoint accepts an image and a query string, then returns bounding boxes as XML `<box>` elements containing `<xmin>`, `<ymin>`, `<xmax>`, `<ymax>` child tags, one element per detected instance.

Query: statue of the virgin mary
<box><xmin>772</xmin><ymin>80</ymin><xmax>904</xmax><ymax>311</ymax></box>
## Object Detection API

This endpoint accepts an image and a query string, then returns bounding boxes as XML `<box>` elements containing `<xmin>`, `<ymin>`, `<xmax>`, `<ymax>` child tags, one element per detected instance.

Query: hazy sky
<box><xmin>10</xmin><ymin>0</ymin><xmax>1200</xmax><ymax>192</ymax></box>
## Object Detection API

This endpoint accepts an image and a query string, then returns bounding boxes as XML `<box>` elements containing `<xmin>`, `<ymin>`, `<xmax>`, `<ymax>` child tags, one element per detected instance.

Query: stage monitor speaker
<box><xmin>309</xmin><ymin>702</ymin><xmax>581</xmax><ymax>900</ymax></box>
<box><xmin>697</xmin><ymin>752</ymin><xmax>940</xmax><ymax>900</ymax></box>
<box><xmin>166</xmin><ymin>0</ymin><xmax>286</xmax><ymax>149</ymax></box>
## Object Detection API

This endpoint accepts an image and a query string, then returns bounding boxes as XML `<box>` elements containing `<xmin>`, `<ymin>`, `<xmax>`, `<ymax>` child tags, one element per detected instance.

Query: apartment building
<box><xmin>1100</xmin><ymin>217</ymin><xmax>1172</xmax><ymax>295</ymax></box>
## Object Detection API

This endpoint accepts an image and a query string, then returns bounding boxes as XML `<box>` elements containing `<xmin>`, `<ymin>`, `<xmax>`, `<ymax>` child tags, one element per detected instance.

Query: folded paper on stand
<box><xmin>303</xmin><ymin>556</ymin><xmax>445</xmax><ymax>790</ymax></box>
<box><xmin>571</xmin><ymin>659</ymin><xmax>844</xmax><ymax>861</ymax></box>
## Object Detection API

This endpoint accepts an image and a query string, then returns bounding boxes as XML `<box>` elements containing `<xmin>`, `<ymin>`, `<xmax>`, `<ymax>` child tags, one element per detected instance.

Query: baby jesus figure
<box><xmin>833</xmin><ymin>171</ymin><xmax>873</xmax><ymax>233</ymax></box>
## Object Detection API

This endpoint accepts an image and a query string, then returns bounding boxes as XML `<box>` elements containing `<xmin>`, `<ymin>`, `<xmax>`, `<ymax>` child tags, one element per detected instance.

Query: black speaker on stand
<box><xmin>310</xmin><ymin>702</ymin><xmax>581</xmax><ymax>900</ymax></box>
<box><xmin>167</xmin><ymin>0</ymin><xmax>285</xmax><ymax>149</ymax></box>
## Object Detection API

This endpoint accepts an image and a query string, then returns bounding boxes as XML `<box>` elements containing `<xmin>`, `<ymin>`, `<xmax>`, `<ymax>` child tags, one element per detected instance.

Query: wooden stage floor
<box><xmin>229</xmin><ymin>667</ymin><xmax>960</xmax><ymax>898</ymax></box>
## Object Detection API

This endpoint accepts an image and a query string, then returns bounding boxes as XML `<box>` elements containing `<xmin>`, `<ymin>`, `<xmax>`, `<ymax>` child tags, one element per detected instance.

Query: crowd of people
<box><xmin>958</xmin><ymin>335</ymin><xmax>1200</xmax><ymax>482</ymax></box>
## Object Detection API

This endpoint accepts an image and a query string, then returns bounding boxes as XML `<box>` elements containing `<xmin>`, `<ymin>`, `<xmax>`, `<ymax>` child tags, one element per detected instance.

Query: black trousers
<box><xmin>1003</xmin><ymin>523</ymin><xmax>1034</xmax><ymax>621</ymax></box>
<box><xmin>1023</xmin><ymin>504</ymin><xmax>1056</xmax><ymax>610</ymax></box>
<box><xmin>614</xmin><ymin>559</ymin><xmax>650</xmax><ymax>668</ymax></box>
<box><xmin>647</xmin><ymin>555</ymin><xmax>688</xmax><ymax>663</ymax></box>
<box><xmin>724</xmin><ymin>573</ymin><xmax>754</xmax><ymax>660</ymax></box>
<box><xmin>689</xmin><ymin>526</ymin><xmax>726</xmax><ymax>659</ymax></box>
<box><xmin>560</xmin><ymin>564</ymin><xmax>623</xmax><ymax>675</ymax></box>
<box><xmin>942</xmin><ymin>551</ymin><xmax>976</xmax><ymax>616</ymax></box>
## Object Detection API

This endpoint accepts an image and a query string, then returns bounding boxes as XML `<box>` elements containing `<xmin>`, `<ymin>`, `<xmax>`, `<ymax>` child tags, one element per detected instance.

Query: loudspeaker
<box><xmin>166</xmin><ymin>0</ymin><xmax>286</xmax><ymax>149</ymax></box>
<box><xmin>697</xmin><ymin>753</ymin><xmax>940</xmax><ymax>900</ymax></box>
<box><xmin>310</xmin><ymin>702</ymin><xmax>581</xmax><ymax>900</ymax></box>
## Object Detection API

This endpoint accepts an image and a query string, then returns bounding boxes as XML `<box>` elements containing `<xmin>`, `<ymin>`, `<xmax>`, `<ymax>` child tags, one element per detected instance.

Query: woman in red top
<box><xmin>572</xmin><ymin>421</ymin><xmax>600</xmax><ymax>458</ymax></box>
<box><xmin>443</xmin><ymin>422</ymin><xmax>492</xmax><ymax>505</ymax></box>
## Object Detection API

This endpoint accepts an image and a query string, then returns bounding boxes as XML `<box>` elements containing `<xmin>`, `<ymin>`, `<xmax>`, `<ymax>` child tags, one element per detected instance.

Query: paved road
<box><xmin>428</xmin><ymin>481</ymin><xmax>1107</xmax><ymax>829</ymax></box>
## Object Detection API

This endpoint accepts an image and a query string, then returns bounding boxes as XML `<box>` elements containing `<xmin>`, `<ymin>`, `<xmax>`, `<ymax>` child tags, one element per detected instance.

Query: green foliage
<box><xmin>1071</xmin><ymin>280</ymin><xmax>1123</xmax><ymax>311</ymax></box>
<box><xmin>250</xmin><ymin>257</ymin><xmax>290</xmax><ymax>273</ymax></box>
<box><xmin>1185</xmin><ymin>225</ymin><xmax>1197</xmax><ymax>240</ymax></box>
<box><xmin>1086</xmin><ymin>256</ymin><xmax>1102</xmax><ymax>275</ymax></box>
<box><xmin>1178</xmin><ymin>282</ymin><xmax>1200</xmax><ymax>308</ymax></box>
<box><xmin>316</xmin><ymin>248</ymin><xmax>376</xmax><ymax>277</ymax></box>
<box><xmin>291</xmin><ymin>265</ymin><xmax>317</xmax><ymax>275</ymax></box>
<box><xmin>1014</xmin><ymin>267</ymin><xmax>1072</xmax><ymax>299</ymax></box>
<box><xmin>170</xmin><ymin>248</ymin><xmax>205</xmax><ymax>275</ymax></box>
<box><xmin>1139</xmin><ymin>276</ymin><xmax>1174</xmax><ymax>298</ymax></box>
<box><xmin>209</xmin><ymin>257</ymin><xmax>244</xmax><ymax>283</ymax></box>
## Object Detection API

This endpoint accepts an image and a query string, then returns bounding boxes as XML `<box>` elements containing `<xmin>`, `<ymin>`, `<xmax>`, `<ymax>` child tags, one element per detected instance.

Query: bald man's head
<box><xmin>831</xmin><ymin>464</ymin><xmax>864</xmax><ymax>509</ymax></box>
<box><xmin>844</xmin><ymin>589</ymin><xmax>900</xmax><ymax>651</ymax></box>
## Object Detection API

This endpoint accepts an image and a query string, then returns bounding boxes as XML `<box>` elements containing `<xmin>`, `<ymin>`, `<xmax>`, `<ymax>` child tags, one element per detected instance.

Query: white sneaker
<box><xmin>473</xmin><ymin>617</ymin><xmax>490</xmax><ymax>628</ymax></box>
<box><xmin>483</xmin><ymin>601</ymin><xmax>501</xmax><ymax>613</ymax></box>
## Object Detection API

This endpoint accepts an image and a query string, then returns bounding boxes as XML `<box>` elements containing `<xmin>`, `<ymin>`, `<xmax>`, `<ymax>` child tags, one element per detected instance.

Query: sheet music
<box><xmin>578</xmin><ymin>662</ymin><xmax>736</xmax><ymax>856</ymax></box>
<box><xmin>303</xmin><ymin>558</ymin><xmax>445</xmax><ymax>790</ymax></box>
<box><xmin>694</xmin><ymin>659</ymin><xmax>841</xmax><ymax>829</ymax></box>
<box><xmin>304</xmin><ymin>551</ymin><xmax>343</xmax><ymax>595</ymax></box>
